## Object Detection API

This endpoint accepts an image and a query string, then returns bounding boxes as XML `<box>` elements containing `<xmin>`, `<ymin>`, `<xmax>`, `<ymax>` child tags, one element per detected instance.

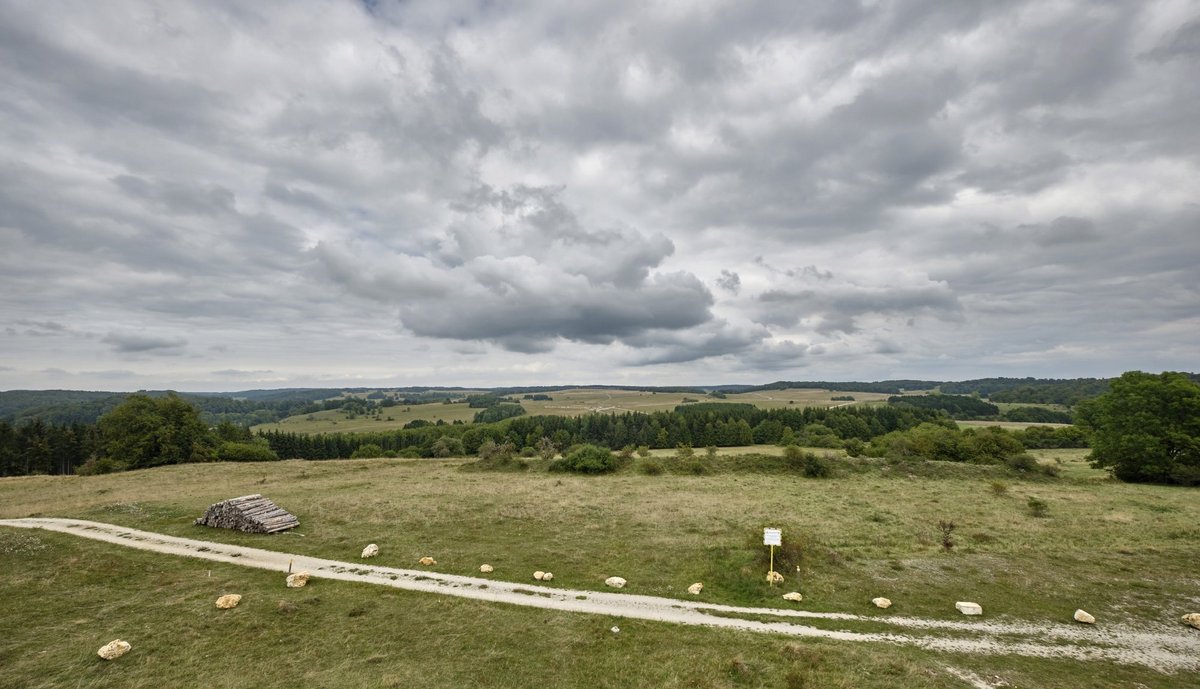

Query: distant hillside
<box><xmin>0</xmin><ymin>390</ymin><xmax>121</xmax><ymax>425</ymax></box>
<box><xmin>5</xmin><ymin>375</ymin><xmax>1193</xmax><ymax>425</ymax></box>
<box><xmin>744</xmin><ymin>380</ymin><xmax>941</xmax><ymax>394</ymax></box>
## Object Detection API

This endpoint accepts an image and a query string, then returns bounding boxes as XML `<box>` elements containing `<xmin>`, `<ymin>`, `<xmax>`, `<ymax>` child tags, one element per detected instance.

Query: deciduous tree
<box><xmin>1076</xmin><ymin>371</ymin><xmax>1200</xmax><ymax>485</ymax></box>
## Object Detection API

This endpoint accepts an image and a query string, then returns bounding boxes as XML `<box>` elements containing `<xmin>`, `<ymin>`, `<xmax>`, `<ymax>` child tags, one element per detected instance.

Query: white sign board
<box><xmin>763</xmin><ymin>528</ymin><xmax>782</xmax><ymax>546</ymax></box>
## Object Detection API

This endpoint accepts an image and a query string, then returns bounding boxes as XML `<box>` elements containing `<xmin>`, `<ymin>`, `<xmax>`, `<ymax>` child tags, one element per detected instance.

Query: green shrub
<box><xmin>430</xmin><ymin>436</ymin><xmax>465</xmax><ymax>457</ymax></box>
<box><xmin>1027</xmin><ymin>496</ymin><xmax>1050</xmax><ymax>518</ymax></box>
<box><xmin>636</xmin><ymin>445</ymin><xmax>651</xmax><ymax>458</ymax></box>
<box><xmin>349</xmin><ymin>443</ymin><xmax>383</xmax><ymax>459</ymax></box>
<box><xmin>549</xmin><ymin>444</ymin><xmax>620</xmax><ymax>474</ymax></box>
<box><xmin>215</xmin><ymin>440</ymin><xmax>280</xmax><ymax>462</ymax></box>
<box><xmin>938</xmin><ymin>519</ymin><xmax>956</xmax><ymax>551</ymax></box>
<box><xmin>638</xmin><ymin>459</ymin><xmax>665</xmax><ymax>475</ymax></box>
<box><xmin>989</xmin><ymin>481</ymin><xmax>1009</xmax><ymax>496</ymax></box>
<box><xmin>477</xmin><ymin>439</ymin><xmax>516</xmax><ymax>461</ymax></box>
<box><xmin>803</xmin><ymin>454</ymin><xmax>833</xmax><ymax>478</ymax></box>
<box><xmin>75</xmin><ymin>457</ymin><xmax>128</xmax><ymax>476</ymax></box>
<box><xmin>784</xmin><ymin>446</ymin><xmax>832</xmax><ymax>478</ymax></box>
<box><xmin>1005</xmin><ymin>453</ymin><xmax>1039</xmax><ymax>472</ymax></box>
<box><xmin>466</xmin><ymin>439</ymin><xmax>527</xmax><ymax>471</ymax></box>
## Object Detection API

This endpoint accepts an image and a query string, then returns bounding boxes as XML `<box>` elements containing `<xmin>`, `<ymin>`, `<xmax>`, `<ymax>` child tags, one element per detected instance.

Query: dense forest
<box><xmin>887</xmin><ymin>394</ymin><xmax>1000</xmax><ymax>418</ymax></box>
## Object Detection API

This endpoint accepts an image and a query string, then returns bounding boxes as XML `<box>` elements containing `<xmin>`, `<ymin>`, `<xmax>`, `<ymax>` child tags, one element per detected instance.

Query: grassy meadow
<box><xmin>252</xmin><ymin>387</ymin><xmax>895</xmax><ymax>435</ymax></box>
<box><xmin>1</xmin><ymin>450</ymin><xmax>1197</xmax><ymax>688</ymax></box>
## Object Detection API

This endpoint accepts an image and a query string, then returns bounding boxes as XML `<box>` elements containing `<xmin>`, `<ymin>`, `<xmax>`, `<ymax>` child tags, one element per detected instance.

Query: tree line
<box><xmin>4</xmin><ymin>372</ymin><xmax>1195</xmax><ymax>486</ymax></box>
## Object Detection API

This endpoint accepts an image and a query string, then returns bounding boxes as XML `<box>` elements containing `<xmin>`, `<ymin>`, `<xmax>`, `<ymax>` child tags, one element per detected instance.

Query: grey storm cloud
<box><xmin>0</xmin><ymin>0</ymin><xmax>1197</xmax><ymax>390</ymax></box>
<box><xmin>101</xmin><ymin>332</ymin><xmax>188</xmax><ymax>354</ymax></box>
<box><xmin>315</xmin><ymin>183</ymin><xmax>716</xmax><ymax>353</ymax></box>
<box><xmin>756</xmin><ymin>284</ymin><xmax>963</xmax><ymax>335</ymax></box>
<box><xmin>621</xmin><ymin>321</ymin><xmax>769</xmax><ymax>366</ymax></box>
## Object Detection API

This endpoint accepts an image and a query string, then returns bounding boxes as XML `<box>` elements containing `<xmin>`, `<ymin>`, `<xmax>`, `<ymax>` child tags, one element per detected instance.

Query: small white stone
<box><xmin>955</xmin><ymin>601</ymin><xmax>983</xmax><ymax>616</ymax></box>
<box><xmin>1073</xmin><ymin>609</ymin><xmax>1095</xmax><ymax>624</ymax></box>
<box><xmin>687</xmin><ymin>582</ymin><xmax>704</xmax><ymax>595</ymax></box>
<box><xmin>418</xmin><ymin>556</ymin><xmax>436</xmax><ymax>566</ymax></box>
<box><xmin>605</xmin><ymin>576</ymin><xmax>627</xmax><ymax>588</ymax></box>
<box><xmin>215</xmin><ymin>594</ymin><xmax>242</xmax><ymax>609</ymax></box>
<box><xmin>97</xmin><ymin>639</ymin><xmax>131</xmax><ymax>660</ymax></box>
<box><xmin>611</xmin><ymin>626</ymin><xmax>620</xmax><ymax>633</ymax></box>
<box><xmin>872</xmin><ymin>597</ymin><xmax>892</xmax><ymax>609</ymax></box>
<box><xmin>286</xmin><ymin>571</ymin><xmax>310</xmax><ymax>588</ymax></box>
<box><xmin>1180</xmin><ymin>613</ymin><xmax>1200</xmax><ymax>630</ymax></box>
<box><xmin>782</xmin><ymin>592</ymin><xmax>803</xmax><ymax>602</ymax></box>
<box><xmin>361</xmin><ymin>544</ymin><xmax>379</xmax><ymax>558</ymax></box>
<box><xmin>766</xmin><ymin>571</ymin><xmax>784</xmax><ymax>585</ymax></box>
<box><xmin>542</xmin><ymin>572</ymin><xmax>553</xmax><ymax>581</ymax></box>
<box><xmin>479</xmin><ymin>564</ymin><xmax>494</xmax><ymax>573</ymax></box>
<box><xmin>533</xmin><ymin>570</ymin><xmax>545</xmax><ymax>581</ymax></box>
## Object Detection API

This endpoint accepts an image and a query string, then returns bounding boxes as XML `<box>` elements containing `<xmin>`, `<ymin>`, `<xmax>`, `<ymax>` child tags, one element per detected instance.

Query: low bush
<box><xmin>349</xmin><ymin>443</ymin><xmax>383</xmax><ymax>459</ymax></box>
<box><xmin>637</xmin><ymin>459</ymin><xmax>665</xmax><ymax>475</ymax></box>
<box><xmin>783</xmin><ymin>446</ymin><xmax>833</xmax><ymax>478</ymax></box>
<box><xmin>1027</xmin><ymin>496</ymin><xmax>1050</xmax><ymax>518</ymax></box>
<box><xmin>215</xmin><ymin>440</ymin><xmax>280</xmax><ymax>462</ymax></box>
<box><xmin>549</xmin><ymin>444</ymin><xmax>621</xmax><ymax>474</ymax></box>
<box><xmin>74</xmin><ymin>457</ymin><xmax>128</xmax><ymax>475</ymax></box>
<box><xmin>465</xmin><ymin>439</ymin><xmax>528</xmax><ymax>472</ymax></box>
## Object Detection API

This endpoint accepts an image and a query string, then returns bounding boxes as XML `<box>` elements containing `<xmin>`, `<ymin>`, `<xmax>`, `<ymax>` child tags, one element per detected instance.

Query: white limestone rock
<box><xmin>955</xmin><ymin>601</ymin><xmax>983</xmax><ymax>616</ymax></box>
<box><xmin>1182</xmin><ymin>613</ymin><xmax>1200</xmax><ymax>630</ymax></box>
<box><xmin>542</xmin><ymin>572</ymin><xmax>553</xmax><ymax>581</ymax></box>
<box><xmin>418</xmin><ymin>556</ymin><xmax>437</xmax><ymax>566</ymax></box>
<box><xmin>872</xmin><ymin>597</ymin><xmax>892</xmax><ymax>609</ymax></box>
<box><xmin>534</xmin><ymin>571</ymin><xmax>546</xmax><ymax>581</ymax></box>
<box><xmin>97</xmin><ymin>639</ymin><xmax>131</xmax><ymax>660</ymax></box>
<box><xmin>766</xmin><ymin>571</ymin><xmax>785</xmax><ymax>585</ymax></box>
<box><xmin>479</xmin><ymin>564</ymin><xmax>494</xmax><ymax>573</ymax></box>
<box><xmin>782</xmin><ymin>592</ymin><xmax>804</xmax><ymax>602</ymax></box>
<box><xmin>215</xmin><ymin>594</ymin><xmax>242</xmax><ymax>609</ymax></box>
<box><xmin>605</xmin><ymin>576</ymin><xmax>627</xmax><ymax>589</ymax></box>
<box><xmin>1074</xmin><ymin>609</ymin><xmax>1095</xmax><ymax>624</ymax></box>
<box><xmin>687</xmin><ymin>582</ymin><xmax>704</xmax><ymax>595</ymax></box>
<box><xmin>286</xmin><ymin>571</ymin><xmax>310</xmax><ymax>588</ymax></box>
<box><xmin>361</xmin><ymin>544</ymin><xmax>379</xmax><ymax>558</ymax></box>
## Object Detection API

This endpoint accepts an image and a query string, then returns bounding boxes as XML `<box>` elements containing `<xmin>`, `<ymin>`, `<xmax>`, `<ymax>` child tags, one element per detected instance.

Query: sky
<box><xmin>1</xmin><ymin>0</ymin><xmax>1198</xmax><ymax>392</ymax></box>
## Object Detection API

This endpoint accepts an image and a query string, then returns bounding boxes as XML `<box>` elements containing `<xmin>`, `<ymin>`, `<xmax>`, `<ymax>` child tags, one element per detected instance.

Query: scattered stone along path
<box><xmin>3</xmin><ymin>518</ymin><xmax>1197</xmax><ymax>673</ymax></box>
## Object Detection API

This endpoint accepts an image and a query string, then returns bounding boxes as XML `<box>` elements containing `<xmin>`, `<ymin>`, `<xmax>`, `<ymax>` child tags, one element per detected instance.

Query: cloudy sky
<box><xmin>1</xmin><ymin>0</ymin><xmax>1197</xmax><ymax>392</ymax></box>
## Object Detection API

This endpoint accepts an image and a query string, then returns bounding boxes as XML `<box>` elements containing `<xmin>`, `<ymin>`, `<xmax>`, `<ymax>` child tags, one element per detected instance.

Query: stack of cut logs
<box><xmin>194</xmin><ymin>494</ymin><xmax>299</xmax><ymax>533</ymax></box>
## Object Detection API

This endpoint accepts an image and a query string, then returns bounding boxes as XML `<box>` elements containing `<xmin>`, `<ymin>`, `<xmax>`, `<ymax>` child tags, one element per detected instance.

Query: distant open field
<box><xmin>956</xmin><ymin>420</ymin><xmax>1072</xmax><ymax>430</ymax></box>
<box><xmin>1</xmin><ymin>449</ymin><xmax>1196</xmax><ymax>687</ymax></box>
<box><xmin>253</xmin><ymin>387</ymin><xmax>896</xmax><ymax>435</ymax></box>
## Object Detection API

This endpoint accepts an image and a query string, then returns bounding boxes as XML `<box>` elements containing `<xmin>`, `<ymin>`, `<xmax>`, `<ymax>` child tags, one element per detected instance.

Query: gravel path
<box><xmin>3</xmin><ymin>518</ymin><xmax>1197</xmax><ymax>673</ymax></box>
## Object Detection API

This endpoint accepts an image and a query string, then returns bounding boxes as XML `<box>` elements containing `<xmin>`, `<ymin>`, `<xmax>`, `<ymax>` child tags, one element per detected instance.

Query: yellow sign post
<box><xmin>763</xmin><ymin>528</ymin><xmax>782</xmax><ymax>584</ymax></box>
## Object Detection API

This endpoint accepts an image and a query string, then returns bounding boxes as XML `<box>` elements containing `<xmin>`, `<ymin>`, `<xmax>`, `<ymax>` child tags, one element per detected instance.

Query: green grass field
<box><xmin>955</xmin><ymin>419</ymin><xmax>1071</xmax><ymax>430</ymax></box>
<box><xmin>1</xmin><ymin>449</ymin><xmax>1196</xmax><ymax>687</ymax></box>
<box><xmin>253</xmin><ymin>387</ymin><xmax>895</xmax><ymax>435</ymax></box>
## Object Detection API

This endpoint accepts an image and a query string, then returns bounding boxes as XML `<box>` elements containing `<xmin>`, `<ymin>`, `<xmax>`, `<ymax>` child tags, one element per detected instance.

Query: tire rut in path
<box><xmin>2</xmin><ymin>518</ymin><xmax>1196</xmax><ymax>673</ymax></box>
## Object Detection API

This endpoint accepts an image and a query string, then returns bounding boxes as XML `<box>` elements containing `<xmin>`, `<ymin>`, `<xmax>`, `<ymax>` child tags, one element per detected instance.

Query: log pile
<box><xmin>194</xmin><ymin>494</ymin><xmax>299</xmax><ymax>533</ymax></box>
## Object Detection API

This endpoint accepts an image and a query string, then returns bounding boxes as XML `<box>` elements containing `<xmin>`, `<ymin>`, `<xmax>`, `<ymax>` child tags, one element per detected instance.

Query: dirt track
<box><xmin>2</xmin><ymin>518</ymin><xmax>1197</xmax><ymax>672</ymax></box>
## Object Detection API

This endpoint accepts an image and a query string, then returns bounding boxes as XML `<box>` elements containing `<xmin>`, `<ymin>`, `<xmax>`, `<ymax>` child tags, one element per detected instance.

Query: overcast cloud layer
<box><xmin>1</xmin><ymin>0</ymin><xmax>1197</xmax><ymax>391</ymax></box>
